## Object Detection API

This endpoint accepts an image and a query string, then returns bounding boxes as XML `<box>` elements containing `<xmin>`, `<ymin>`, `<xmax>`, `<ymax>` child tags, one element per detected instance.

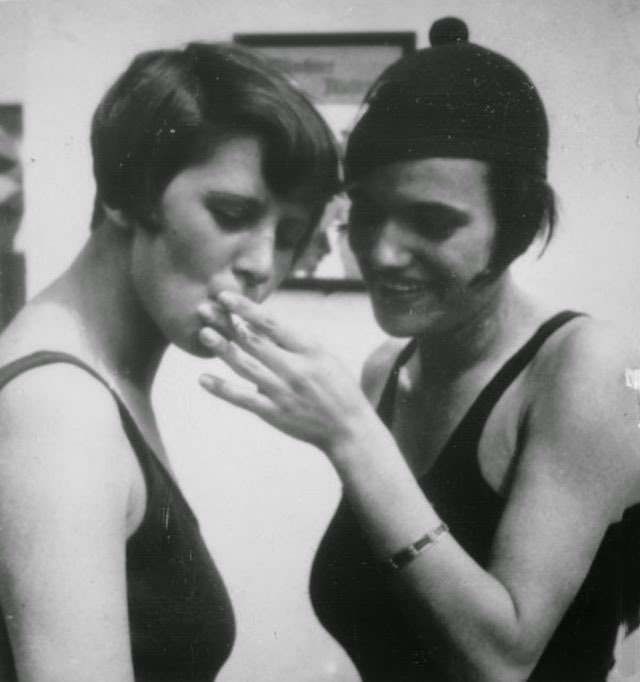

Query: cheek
<box><xmin>158</xmin><ymin>195</ymin><xmax>238</xmax><ymax>283</ymax></box>
<box><xmin>440</xmin><ymin>227</ymin><xmax>494</xmax><ymax>281</ymax></box>
<box><xmin>160</xmin><ymin>221</ymin><xmax>227</xmax><ymax>282</ymax></box>
<box><xmin>131</xmin><ymin>228</ymin><xmax>232</xmax><ymax>332</ymax></box>
<box><xmin>130</xmin><ymin>237</ymin><xmax>192</xmax><ymax>324</ymax></box>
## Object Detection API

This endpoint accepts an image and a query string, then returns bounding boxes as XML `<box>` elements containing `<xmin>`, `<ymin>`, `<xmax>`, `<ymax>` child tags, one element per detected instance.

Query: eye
<box><xmin>412</xmin><ymin>220</ymin><xmax>456</xmax><ymax>242</ymax></box>
<box><xmin>204</xmin><ymin>194</ymin><xmax>257</xmax><ymax>232</ymax></box>
<box><xmin>347</xmin><ymin>199</ymin><xmax>384</xmax><ymax>252</ymax></box>
<box><xmin>210</xmin><ymin>206</ymin><xmax>252</xmax><ymax>231</ymax></box>
<box><xmin>348</xmin><ymin>199</ymin><xmax>384</xmax><ymax>231</ymax></box>
<box><xmin>408</xmin><ymin>206</ymin><xmax>469</xmax><ymax>242</ymax></box>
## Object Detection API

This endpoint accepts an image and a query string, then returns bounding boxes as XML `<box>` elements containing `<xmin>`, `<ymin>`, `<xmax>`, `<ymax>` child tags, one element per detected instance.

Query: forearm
<box><xmin>328</xmin><ymin>419</ymin><xmax>538</xmax><ymax>681</ymax></box>
<box><xmin>200</xmin><ymin>292</ymin><xmax>637</xmax><ymax>680</ymax></box>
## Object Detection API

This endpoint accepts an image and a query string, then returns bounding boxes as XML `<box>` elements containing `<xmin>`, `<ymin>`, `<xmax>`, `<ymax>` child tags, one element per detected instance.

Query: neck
<box><xmin>416</xmin><ymin>273</ymin><xmax>528</xmax><ymax>381</ymax></box>
<box><xmin>46</xmin><ymin>226</ymin><xmax>167</xmax><ymax>395</ymax></box>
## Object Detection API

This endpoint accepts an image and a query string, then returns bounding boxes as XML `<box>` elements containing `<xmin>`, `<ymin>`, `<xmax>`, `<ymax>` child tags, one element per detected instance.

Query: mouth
<box><xmin>196</xmin><ymin>300</ymin><xmax>234</xmax><ymax>335</ymax></box>
<box><xmin>370</xmin><ymin>278</ymin><xmax>435</xmax><ymax>300</ymax></box>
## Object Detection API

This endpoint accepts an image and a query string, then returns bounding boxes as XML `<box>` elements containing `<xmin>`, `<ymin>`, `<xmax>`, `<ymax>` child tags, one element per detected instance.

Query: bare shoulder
<box><xmin>0</xmin><ymin>360</ymin><xmax>123</xmax><ymax>439</ymax></box>
<box><xmin>0</xmin><ymin>295</ymin><xmax>89</xmax><ymax>366</ymax></box>
<box><xmin>524</xmin><ymin>316</ymin><xmax>640</xmax><ymax>512</ymax></box>
<box><xmin>0</xmin><ymin>363</ymin><xmax>138</xmax><ymax>680</ymax></box>
<box><xmin>361</xmin><ymin>338</ymin><xmax>409</xmax><ymax>404</ymax></box>
<box><xmin>532</xmin><ymin>315</ymin><xmax>638</xmax><ymax>380</ymax></box>
<box><xmin>529</xmin><ymin>316</ymin><xmax>639</xmax><ymax>416</ymax></box>
<box><xmin>0</xmin><ymin>362</ymin><xmax>134</xmax><ymax>524</ymax></box>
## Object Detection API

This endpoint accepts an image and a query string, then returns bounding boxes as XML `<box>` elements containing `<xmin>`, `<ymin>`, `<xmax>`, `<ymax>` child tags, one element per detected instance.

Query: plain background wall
<box><xmin>2</xmin><ymin>0</ymin><xmax>640</xmax><ymax>679</ymax></box>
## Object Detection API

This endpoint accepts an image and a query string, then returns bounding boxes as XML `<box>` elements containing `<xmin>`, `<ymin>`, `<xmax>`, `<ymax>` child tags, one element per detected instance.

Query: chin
<box><xmin>373</xmin><ymin>308</ymin><xmax>427</xmax><ymax>338</ymax></box>
<box><xmin>186</xmin><ymin>344</ymin><xmax>217</xmax><ymax>359</ymax></box>
<box><xmin>372</xmin><ymin>302</ymin><xmax>451</xmax><ymax>338</ymax></box>
<box><xmin>168</xmin><ymin>327</ymin><xmax>216</xmax><ymax>359</ymax></box>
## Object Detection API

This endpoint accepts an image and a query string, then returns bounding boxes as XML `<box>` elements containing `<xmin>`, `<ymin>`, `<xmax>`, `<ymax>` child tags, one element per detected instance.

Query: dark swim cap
<box><xmin>346</xmin><ymin>17</ymin><xmax>549</xmax><ymax>181</ymax></box>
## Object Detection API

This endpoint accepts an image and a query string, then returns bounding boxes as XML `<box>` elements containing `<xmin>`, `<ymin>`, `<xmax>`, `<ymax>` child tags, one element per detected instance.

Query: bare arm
<box><xmin>0</xmin><ymin>365</ymin><xmax>138</xmax><ymax>682</ymax></box>
<box><xmin>199</xmin><ymin>294</ymin><xmax>640</xmax><ymax>681</ymax></box>
<box><xmin>351</xmin><ymin>323</ymin><xmax>640</xmax><ymax>680</ymax></box>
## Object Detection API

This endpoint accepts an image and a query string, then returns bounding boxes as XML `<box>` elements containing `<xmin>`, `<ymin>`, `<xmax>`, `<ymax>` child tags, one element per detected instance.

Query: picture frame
<box><xmin>234</xmin><ymin>32</ymin><xmax>416</xmax><ymax>291</ymax></box>
<box><xmin>0</xmin><ymin>104</ymin><xmax>25</xmax><ymax>327</ymax></box>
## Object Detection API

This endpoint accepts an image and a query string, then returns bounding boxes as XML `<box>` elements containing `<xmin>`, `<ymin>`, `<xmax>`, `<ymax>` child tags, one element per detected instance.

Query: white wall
<box><xmin>3</xmin><ymin>1</ymin><xmax>640</xmax><ymax>679</ymax></box>
<box><xmin>0</xmin><ymin>0</ymin><xmax>26</xmax><ymax>103</ymax></box>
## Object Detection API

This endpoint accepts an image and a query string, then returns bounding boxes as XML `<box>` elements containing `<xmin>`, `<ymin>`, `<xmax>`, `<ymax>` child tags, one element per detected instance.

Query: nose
<box><xmin>232</xmin><ymin>224</ymin><xmax>276</xmax><ymax>295</ymax></box>
<box><xmin>366</xmin><ymin>219</ymin><xmax>413</xmax><ymax>269</ymax></box>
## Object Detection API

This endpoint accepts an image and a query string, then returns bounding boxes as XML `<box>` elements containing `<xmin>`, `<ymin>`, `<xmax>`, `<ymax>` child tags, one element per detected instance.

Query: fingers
<box><xmin>198</xmin><ymin>327</ymin><xmax>284</xmax><ymax>396</ymax></box>
<box><xmin>199</xmin><ymin>374</ymin><xmax>276</xmax><ymax>420</ymax></box>
<box><xmin>199</xmin><ymin>300</ymin><xmax>304</xmax><ymax>380</ymax></box>
<box><xmin>196</xmin><ymin>301</ymin><xmax>235</xmax><ymax>339</ymax></box>
<box><xmin>216</xmin><ymin>291</ymin><xmax>313</xmax><ymax>354</ymax></box>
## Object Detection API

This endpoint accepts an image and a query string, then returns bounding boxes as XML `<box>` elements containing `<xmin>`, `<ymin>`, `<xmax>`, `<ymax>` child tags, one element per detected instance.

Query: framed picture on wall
<box><xmin>234</xmin><ymin>32</ymin><xmax>416</xmax><ymax>291</ymax></box>
<box><xmin>0</xmin><ymin>104</ymin><xmax>25</xmax><ymax>327</ymax></box>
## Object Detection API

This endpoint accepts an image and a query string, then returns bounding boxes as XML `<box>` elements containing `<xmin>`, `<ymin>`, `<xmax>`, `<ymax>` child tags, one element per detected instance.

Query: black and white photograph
<box><xmin>0</xmin><ymin>1</ymin><xmax>639</xmax><ymax>680</ymax></box>
<box><xmin>234</xmin><ymin>32</ymin><xmax>414</xmax><ymax>290</ymax></box>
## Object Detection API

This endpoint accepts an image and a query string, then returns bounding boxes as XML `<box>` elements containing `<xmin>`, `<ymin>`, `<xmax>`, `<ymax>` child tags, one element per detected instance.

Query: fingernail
<box><xmin>196</xmin><ymin>301</ymin><xmax>217</xmax><ymax>321</ymax></box>
<box><xmin>199</xmin><ymin>374</ymin><xmax>216</xmax><ymax>390</ymax></box>
<box><xmin>199</xmin><ymin>327</ymin><xmax>223</xmax><ymax>348</ymax></box>
<box><xmin>231</xmin><ymin>314</ymin><xmax>251</xmax><ymax>341</ymax></box>
<box><xmin>217</xmin><ymin>291</ymin><xmax>239</xmax><ymax>308</ymax></box>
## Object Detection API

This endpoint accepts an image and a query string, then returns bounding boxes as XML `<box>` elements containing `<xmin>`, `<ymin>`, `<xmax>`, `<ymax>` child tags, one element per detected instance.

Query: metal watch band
<box><xmin>384</xmin><ymin>522</ymin><xmax>449</xmax><ymax>572</ymax></box>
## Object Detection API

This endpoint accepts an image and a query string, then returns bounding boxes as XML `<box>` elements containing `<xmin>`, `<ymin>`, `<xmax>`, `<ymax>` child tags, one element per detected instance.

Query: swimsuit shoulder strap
<box><xmin>0</xmin><ymin>350</ymin><xmax>112</xmax><ymax>392</ymax></box>
<box><xmin>376</xmin><ymin>339</ymin><xmax>417</xmax><ymax>426</ymax></box>
<box><xmin>460</xmin><ymin>310</ymin><xmax>585</xmax><ymax>434</ymax></box>
<box><xmin>0</xmin><ymin>349</ymin><xmax>157</xmax><ymax>479</ymax></box>
<box><xmin>434</xmin><ymin>310</ymin><xmax>586</xmax><ymax>483</ymax></box>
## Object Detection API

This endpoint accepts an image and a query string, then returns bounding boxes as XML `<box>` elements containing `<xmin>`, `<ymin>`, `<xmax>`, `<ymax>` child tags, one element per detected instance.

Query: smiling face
<box><xmin>129</xmin><ymin>134</ymin><xmax>316</xmax><ymax>356</ymax></box>
<box><xmin>348</xmin><ymin>157</ymin><xmax>499</xmax><ymax>337</ymax></box>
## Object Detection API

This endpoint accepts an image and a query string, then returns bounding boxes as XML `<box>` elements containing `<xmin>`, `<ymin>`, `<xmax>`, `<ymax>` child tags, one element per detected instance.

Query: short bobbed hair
<box><xmin>486</xmin><ymin>164</ymin><xmax>556</xmax><ymax>275</ymax></box>
<box><xmin>90</xmin><ymin>42</ymin><xmax>339</xmax><ymax>229</ymax></box>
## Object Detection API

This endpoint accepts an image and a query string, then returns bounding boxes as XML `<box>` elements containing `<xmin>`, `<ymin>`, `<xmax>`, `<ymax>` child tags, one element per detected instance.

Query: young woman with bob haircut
<box><xmin>0</xmin><ymin>42</ymin><xmax>338</xmax><ymax>682</ymax></box>
<box><xmin>198</xmin><ymin>19</ymin><xmax>640</xmax><ymax>682</ymax></box>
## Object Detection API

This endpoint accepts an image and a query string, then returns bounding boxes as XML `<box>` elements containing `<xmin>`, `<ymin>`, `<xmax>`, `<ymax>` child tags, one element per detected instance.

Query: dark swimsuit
<box><xmin>310</xmin><ymin>312</ymin><xmax>640</xmax><ymax>681</ymax></box>
<box><xmin>0</xmin><ymin>351</ymin><xmax>235</xmax><ymax>682</ymax></box>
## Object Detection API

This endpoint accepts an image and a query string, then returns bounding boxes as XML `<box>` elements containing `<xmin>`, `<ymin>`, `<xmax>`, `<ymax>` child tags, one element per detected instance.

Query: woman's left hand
<box><xmin>197</xmin><ymin>291</ymin><xmax>377</xmax><ymax>453</ymax></box>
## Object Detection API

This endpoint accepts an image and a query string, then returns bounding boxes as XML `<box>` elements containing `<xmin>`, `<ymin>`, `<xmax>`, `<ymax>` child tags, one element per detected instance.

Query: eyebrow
<box><xmin>409</xmin><ymin>202</ymin><xmax>470</xmax><ymax>226</ymax></box>
<box><xmin>348</xmin><ymin>188</ymin><xmax>469</xmax><ymax>223</ymax></box>
<box><xmin>202</xmin><ymin>190</ymin><xmax>313</xmax><ymax>226</ymax></box>
<box><xmin>201</xmin><ymin>190</ymin><xmax>265</xmax><ymax>213</ymax></box>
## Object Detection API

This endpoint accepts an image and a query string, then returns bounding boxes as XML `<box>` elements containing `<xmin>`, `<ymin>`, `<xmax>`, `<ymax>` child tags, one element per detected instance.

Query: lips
<box><xmin>377</xmin><ymin>280</ymin><xmax>430</xmax><ymax>293</ymax></box>
<box><xmin>370</xmin><ymin>278</ymin><xmax>437</xmax><ymax>303</ymax></box>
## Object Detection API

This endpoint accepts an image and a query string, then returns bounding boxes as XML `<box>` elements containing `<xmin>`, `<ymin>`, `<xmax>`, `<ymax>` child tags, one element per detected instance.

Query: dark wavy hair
<box><xmin>485</xmin><ymin>163</ymin><xmax>557</xmax><ymax>275</ymax></box>
<box><xmin>90</xmin><ymin>42</ymin><xmax>339</xmax><ymax>230</ymax></box>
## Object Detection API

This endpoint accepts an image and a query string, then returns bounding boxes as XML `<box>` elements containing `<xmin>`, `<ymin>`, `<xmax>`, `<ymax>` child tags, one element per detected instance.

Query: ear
<box><xmin>103</xmin><ymin>204</ymin><xmax>133</xmax><ymax>231</ymax></box>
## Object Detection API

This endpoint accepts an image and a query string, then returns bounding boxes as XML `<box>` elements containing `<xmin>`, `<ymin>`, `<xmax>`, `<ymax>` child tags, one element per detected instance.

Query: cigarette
<box><xmin>231</xmin><ymin>313</ymin><xmax>252</xmax><ymax>340</ymax></box>
<box><xmin>625</xmin><ymin>369</ymin><xmax>640</xmax><ymax>392</ymax></box>
<box><xmin>624</xmin><ymin>369</ymin><xmax>640</xmax><ymax>429</ymax></box>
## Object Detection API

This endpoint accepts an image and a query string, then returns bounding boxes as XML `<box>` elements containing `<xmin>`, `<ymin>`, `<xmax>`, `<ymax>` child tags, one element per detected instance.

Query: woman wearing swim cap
<box><xmin>200</xmin><ymin>19</ymin><xmax>640</xmax><ymax>681</ymax></box>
